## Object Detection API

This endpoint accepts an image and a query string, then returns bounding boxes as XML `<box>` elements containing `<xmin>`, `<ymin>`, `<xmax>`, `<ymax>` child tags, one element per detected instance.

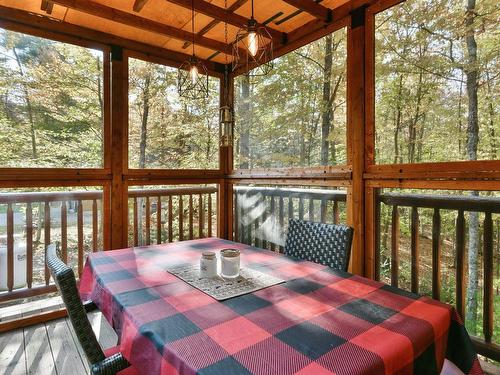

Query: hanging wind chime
<box><xmin>219</xmin><ymin>0</ymin><xmax>234</xmax><ymax>147</ymax></box>
<box><xmin>232</xmin><ymin>0</ymin><xmax>273</xmax><ymax>76</ymax></box>
<box><xmin>177</xmin><ymin>0</ymin><xmax>209</xmax><ymax>99</ymax></box>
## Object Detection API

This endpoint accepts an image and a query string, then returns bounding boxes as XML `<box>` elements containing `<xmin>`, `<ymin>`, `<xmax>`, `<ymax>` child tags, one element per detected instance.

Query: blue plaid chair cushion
<box><xmin>284</xmin><ymin>219</ymin><xmax>353</xmax><ymax>271</ymax></box>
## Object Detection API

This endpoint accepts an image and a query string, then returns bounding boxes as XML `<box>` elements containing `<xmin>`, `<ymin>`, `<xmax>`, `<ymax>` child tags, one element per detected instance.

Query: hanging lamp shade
<box><xmin>178</xmin><ymin>56</ymin><xmax>209</xmax><ymax>100</ymax></box>
<box><xmin>177</xmin><ymin>0</ymin><xmax>209</xmax><ymax>99</ymax></box>
<box><xmin>231</xmin><ymin>0</ymin><xmax>273</xmax><ymax>76</ymax></box>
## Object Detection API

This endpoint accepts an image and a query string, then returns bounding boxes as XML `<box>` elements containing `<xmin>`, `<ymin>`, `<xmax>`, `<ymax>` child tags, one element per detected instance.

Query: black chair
<box><xmin>46</xmin><ymin>243</ymin><xmax>138</xmax><ymax>375</ymax></box>
<box><xmin>284</xmin><ymin>218</ymin><xmax>354</xmax><ymax>271</ymax></box>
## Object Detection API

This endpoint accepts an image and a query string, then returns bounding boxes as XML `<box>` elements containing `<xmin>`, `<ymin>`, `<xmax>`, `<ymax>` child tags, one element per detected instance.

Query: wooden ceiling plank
<box><xmin>165</xmin><ymin>0</ymin><xmax>286</xmax><ymax>44</ymax></box>
<box><xmin>281</xmin><ymin>0</ymin><xmax>332</xmax><ymax>21</ymax></box>
<box><xmin>48</xmin><ymin>0</ymin><xmax>234</xmax><ymax>55</ymax></box>
<box><xmin>0</xmin><ymin>5</ymin><xmax>224</xmax><ymax>76</ymax></box>
<box><xmin>133</xmin><ymin>0</ymin><xmax>150</xmax><ymax>12</ymax></box>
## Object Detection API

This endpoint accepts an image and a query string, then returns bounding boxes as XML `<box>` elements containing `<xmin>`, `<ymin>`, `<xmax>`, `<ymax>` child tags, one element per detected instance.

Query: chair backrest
<box><xmin>46</xmin><ymin>244</ymin><xmax>105</xmax><ymax>366</ymax></box>
<box><xmin>284</xmin><ymin>219</ymin><xmax>354</xmax><ymax>271</ymax></box>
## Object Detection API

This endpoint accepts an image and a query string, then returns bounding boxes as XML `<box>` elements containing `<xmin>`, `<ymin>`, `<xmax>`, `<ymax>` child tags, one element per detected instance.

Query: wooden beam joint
<box><xmin>41</xmin><ymin>0</ymin><xmax>54</xmax><ymax>15</ymax></box>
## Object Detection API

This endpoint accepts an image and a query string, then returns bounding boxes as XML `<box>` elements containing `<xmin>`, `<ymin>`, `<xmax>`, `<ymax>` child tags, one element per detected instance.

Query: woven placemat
<box><xmin>167</xmin><ymin>265</ymin><xmax>285</xmax><ymax>301</ymax></box>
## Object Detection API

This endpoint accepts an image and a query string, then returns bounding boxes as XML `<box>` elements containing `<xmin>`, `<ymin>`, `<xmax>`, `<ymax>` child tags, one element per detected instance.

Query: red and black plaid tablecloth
<box><xmin>79</xmin><ymin>238</ymin><xmax>482</xmax><ymax>375</ymax></box>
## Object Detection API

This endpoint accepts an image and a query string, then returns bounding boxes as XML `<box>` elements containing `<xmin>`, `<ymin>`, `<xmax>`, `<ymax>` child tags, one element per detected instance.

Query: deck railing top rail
<box><xmin>128</xmin><ymin>186</ymin><xmax>217</xmax><ymax>198</ymax></box>
<box><xmin>379</xmin><ymin>192</ymin><xmax>500</xmax><ymax>213</ymax></box>
<box><xmin>234</xmin><ymin>186</ymin><xmax>347</xmax><ymax>201</ymax></box>
<box><xmin>0</xmin><ymin>190</ymin><xmax>102</xmax><ymax>204</ymax></box>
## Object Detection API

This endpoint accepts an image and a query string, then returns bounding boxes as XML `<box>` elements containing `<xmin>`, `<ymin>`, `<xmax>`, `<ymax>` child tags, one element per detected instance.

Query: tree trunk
<box><xmin>12</xmin><ymin>47</ymin><xmax>37</xmax><ymax>159</ymax></box>
<box><xmin>394</xmin><ymin>75</ymin><xmax>404</xmax><ymax>164</ymax></box>
<box><xmin>239</xmin><ymin>74</ymin><xmax>251</xmax><ymax>168</ymax></box>
<box><xmin>485</xmin><ymin>69</ymin><xmax>497</xmax><ymax>160</ymax></box>
<box><xmin>96</xmin><ymin>56</ymin><xmax>104</xmax><ymax>130</ymax></box>
<box><xmin>137</xmin><ymin>73</ymin><xmax>151</xmax><ymax>244</ymax></box>
<box><xmin>139</xmin><ymin>74</ymin><xmax>151</xmax><ymax>169</ymax></box>
<box><xmin>408</xmin><ymin>69</ymin><xmax>424</xmax><ymax>163</ymax></box>
<box><xmin>320</xmin><ymin>35</ymin><xmax>333</xmax><ymax>165</ymax></box>
<box><xmin>464</xmin><ymin>0</ymin><xmax>480</xmax><ymax>335</ymax></box>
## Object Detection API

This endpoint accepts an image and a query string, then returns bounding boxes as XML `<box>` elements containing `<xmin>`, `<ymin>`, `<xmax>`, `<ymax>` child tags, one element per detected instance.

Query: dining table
<box><xmin>79</xmin><ymin>237</ymin><xmax>482</xmax><ymax>375</ymax></box>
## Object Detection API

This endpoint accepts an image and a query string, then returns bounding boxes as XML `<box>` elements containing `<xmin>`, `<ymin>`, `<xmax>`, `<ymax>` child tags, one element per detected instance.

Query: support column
<box><xmin>217</xmin><ymin>70</ymin><xmax>234</xmax><ymax>239</ymax></box>
<box><xmin>346</xmin><ymin>8</ymin><xmax>366</xmax><ymax>275</ymax></box>
<box><xmin>110</xmin><ymin>46</ymin><xmax>128</xmax><ymax>249</ymax></box>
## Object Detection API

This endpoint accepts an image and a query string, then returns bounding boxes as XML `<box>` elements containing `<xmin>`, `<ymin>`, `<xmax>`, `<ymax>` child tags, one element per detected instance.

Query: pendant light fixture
<box><xmin>232</xmin><ymin>0</ymin><xmax>273</xmax><ymax>76</ymax></box>
<box><xmin>219</xmin><ymin>0</ymin><xmax>234</xmax><ymax>147</ymax></box>
<box><xmin>177</xmin><ymin>0</ymin><xmax>209</xmax><ymax>99</ymax></box>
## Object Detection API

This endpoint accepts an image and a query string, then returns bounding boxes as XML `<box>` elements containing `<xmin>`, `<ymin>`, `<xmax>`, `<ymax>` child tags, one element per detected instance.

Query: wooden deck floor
<box><xmin>0</xmin><ymin>311</ymin><xmax>117</xmax><ymax>375</ymax></box>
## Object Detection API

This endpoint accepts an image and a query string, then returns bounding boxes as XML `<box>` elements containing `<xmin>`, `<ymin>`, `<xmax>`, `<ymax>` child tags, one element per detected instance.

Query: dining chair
<box><xmin>46</xmin><ymin>243</ymin><xmax>138</xmax><ymax>375</ymax></box>
<box><xmin>284</xmin><ymin>218</ymin><xmax>354</xmax><ymax>271</ymax></box>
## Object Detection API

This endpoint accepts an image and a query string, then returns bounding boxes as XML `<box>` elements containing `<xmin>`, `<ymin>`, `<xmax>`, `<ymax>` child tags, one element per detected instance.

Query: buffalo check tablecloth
<box><xmin>79</xmin><ymin>238</ymin><xmax>482</xmax><ymax>375</ymax></box>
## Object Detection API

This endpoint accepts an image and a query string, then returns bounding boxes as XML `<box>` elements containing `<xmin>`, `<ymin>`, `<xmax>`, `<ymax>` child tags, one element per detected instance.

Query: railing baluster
<box><xmin>270</xmin><ymin>196</ymin><xmax>275</xmax><ymax>252</ymax></box>
<box><xmin>254</xmin><ymin>196</ymin><xmax>261</xmax><ymax>248</ymax></box>
<box><xmin>61</xmin><ymin>201</ymin><xmax>68</xmax><ymax>263</ymax></box>
<box><xmin>455</xmin><ymin>210</ymin><xmax>466</xmax><ymax>320</ymax></box>
<box><xmin>189</xmin><ymin>194</ymin><xmax>194</xmax><ymax>240</ymax></box>
<box><xmin>374</xmin><ymin>193</ymin><xmax>381</xmax><ymax>282</ymax></box>
<box><xmin>483</xmin><ymin>211</ymin><xmax>493</xmax><ymax>343</ymax></box>
<box><xmin>157</xmin><ymin>196</ymin><xmax>162</xmax><ymax>244</ymax></box>
<box><xmin>432</xmin><ymin>208</ymin><xmax>441</xmax><ymax>300</ymax></box>
<box><xmin>278</xmin><ymin>196</ymin><xmax>284</xmax><ymax>253</ymax></box>
<box><xmin>145</xmin><ymin>197</ymin><xmax>151</xmax><ymax>245</ymax></box>
<box><xmin>198</xmin><ymin>194</ymin><xmax>204</xmax><ymax>238</ymax></box>
<box><xmin>299</xmin><ymin>197</ymin><xmax>304</xmax><ymax>220</ymax></box>
<box><xmin>208</xmin><ymin>193</ymin><xmax>212</xmax><ymax>238</ymax></box>
<box><xmin>262</xmin><ymin>196</ymin><xmax>269</xmax><ymax>249</ymax></box>
<box><xmin>168</xmin><ymin>195</ymin><xmax>173</xmax><ymax>243</ymax></box>
<box><xmin>77</xmin><ymin>200</ymin><xmax>83</xmax><ymax>278</ymax></box>
<box><xmin>320</xmin><ymin>199</ymin><xmax>326</xmax><ymax>223</ymax></box>
<box><xmin>308</xmin><ymin>198</ymin><xmax>314</xmax><ymax>222</ymax></box>
<box><xmin>288</xmin><ymin>196</ymin><xmax>294</xmax><ymax>220</ymax></box>
<box><xmin>92</xmin><ymin>199</ymin><xmax>98</xmax><ymax>252</ymax></box>
<box><xmin>411</xmin><ymin>207</ymin><xmax>420</xmax><ymax>294</ymax></box>
<box><xmin>234</xmin><ymin>193</ymin><xmax>239</xmax><ymax>242</ymax></box>
<box><xmin>133</xmin><ymin>197</ymin><xmax>138</xmax><ymax>246</ymax></box>
<box><xmin>390</xmin><ymin>205</ymin><xmax>399</xmax><ymax>288</ymax></box>
<box><xmin>7</xmin><ymin>203</ymin><xmax>14</xmax><ymax>292</ymax></box>
<box><xmin>26</xmin><ymin>202</ymin><xmax>33</xmax><ymax>289</ymax></box>
<box><xmin>44</xmin><ymin>201</ymin><xmax>51</xmax><ymax>285</ymax></box>
<box><xmin>333</xmin><ymin>200</ymin><xmax>339</xmax><ymax>224</ymax></box>
<box><xmin>179</xmin><ymin>195</ymin><xmax>184</xmax><ymax>241</ymax></box>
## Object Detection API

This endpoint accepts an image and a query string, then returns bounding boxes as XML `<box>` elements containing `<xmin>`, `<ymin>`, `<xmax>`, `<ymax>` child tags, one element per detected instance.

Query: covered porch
<box><xmin>0</xmin><ymin>0</ymin><xmax>498</xmax><ymax>373</ymax></box>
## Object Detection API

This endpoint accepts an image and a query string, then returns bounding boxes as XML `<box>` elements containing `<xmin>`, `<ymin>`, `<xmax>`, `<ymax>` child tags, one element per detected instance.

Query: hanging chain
<box><xmin>191</xmin><ymin>0</ymin><xmax>195</xmax><ymax>57</ymax></box>
<box><xmin>224</xmin><ymin>0</ymin><xmax>229</xmax><ymax>65</ymax></box>
<box><xmin>251</xmin><ymin>0</ymin><xmax>254</xmax><ymax>19</ymax></box>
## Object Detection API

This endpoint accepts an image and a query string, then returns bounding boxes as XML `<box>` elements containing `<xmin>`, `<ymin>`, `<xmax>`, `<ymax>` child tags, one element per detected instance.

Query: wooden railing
<box><xmin>233</xmin><ymin>186</ymin><xmax>347</xmax><ymax>252</ymax></box>
<box><xmin>0</xmin><ymin>190</ymin><xmax>102</xmax><ymax>303</ymax></box>
<box><xmin>128</xmin><ymin>186</ymin><xmax>217</xmax><ymax>247</ymax></box>
<box><xmin>377</xmin><ymin>192</ymin><xmax>500</xmax><ymax>361</ymax></box>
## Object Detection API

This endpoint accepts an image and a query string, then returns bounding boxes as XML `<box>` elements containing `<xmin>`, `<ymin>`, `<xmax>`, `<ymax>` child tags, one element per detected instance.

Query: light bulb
<box><xmin>189</xmin><ymin>65</ymin><xmax>199</xmax><ymax>85</ymax></box>
<box><xmin>247</xmin><ymin>31</ymin><xmax>258</xmax><ymax>57</ymax></box>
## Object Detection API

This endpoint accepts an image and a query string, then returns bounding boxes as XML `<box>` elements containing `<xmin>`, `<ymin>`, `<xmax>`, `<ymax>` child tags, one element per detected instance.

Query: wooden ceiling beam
<box><xmin>0</xmin><ymin>5</ymin><xmax>224</xmax><ymax>76</ymax></box>
<box><xmin>165</xmin><ymin>0</ymin><xmax>286</xmax><ymax>45</ymax></box>
<box><xmin>281</xmin><ymin>0</ymin><xmax>332</xmax><ymax>22</ymax></box>
<box><xmin>133</xmin><ymin>0</ymin><xmax>150</xmax><ymax>12</ymax></box>
<box><xmin>41</xmin><ymin>0</ymin><xmax>54</xmax><ymax>15</ymax></box>
<box><xmin>182</xmin><ymin>0</ymin><xmax>248</xmax><ymax>50</ymax></box>
<box><xmin>232</xmin><ymin>0</ymin><xmax>374</xmax><ymax>76</ymax></box>
<box><xmin>48</xmin><ymin>0</ymin><xmax>237</xmax><ymax>55</ymax></box>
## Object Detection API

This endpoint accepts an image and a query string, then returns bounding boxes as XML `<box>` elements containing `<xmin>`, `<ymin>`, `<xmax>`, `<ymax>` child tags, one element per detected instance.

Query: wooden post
<box><xmin>110</xmin><ymin>46</ymin><xmax>128</xmax><ymax>249</ymax></box>
<box><xmin>217</xmin><ymin>71</ymin><xmax>234</xmax><ymax>239</ymax></box>
<box><xmin>346</xmin><ymin>6</ymin><xmax>366</xmax><ymax>275</ymax></box>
